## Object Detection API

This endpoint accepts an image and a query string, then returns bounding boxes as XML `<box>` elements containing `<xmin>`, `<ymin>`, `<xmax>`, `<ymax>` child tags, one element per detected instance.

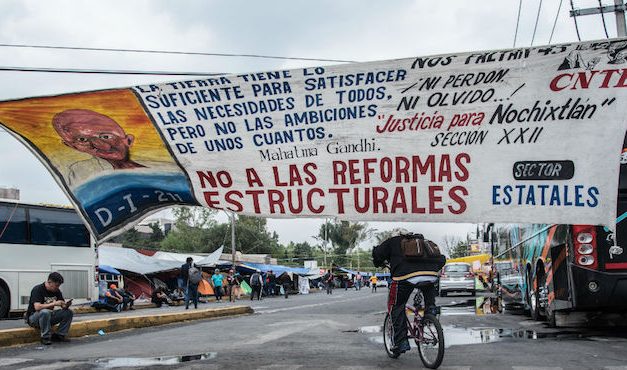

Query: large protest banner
<box><xmin>1</xmin><ymin>39</ymin><xmax>626</xmax><ymax>241</ymax></box>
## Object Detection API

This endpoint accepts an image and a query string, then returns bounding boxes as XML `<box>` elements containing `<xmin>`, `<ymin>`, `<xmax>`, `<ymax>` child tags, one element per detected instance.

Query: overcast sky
<box><xmin>0</xmin><ymin>0</ymin><xmax>621</xmax><ymax>250</ymax></box>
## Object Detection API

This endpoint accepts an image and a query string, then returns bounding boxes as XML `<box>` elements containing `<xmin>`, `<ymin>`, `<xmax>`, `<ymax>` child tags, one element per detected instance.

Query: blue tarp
<box><xmin>98</xmin><ymin>264</ymin><xmax>121</xmax><ymax>275</ymax></box>
<box><xmin>244</xmin><ymin>262</ymin><xmax>312</xmax><ymax>276</ymax></box>
<box><xmin>336</xmin><ymin>267</ymin><xmax>382</xmax><ymax>278</ymax></box>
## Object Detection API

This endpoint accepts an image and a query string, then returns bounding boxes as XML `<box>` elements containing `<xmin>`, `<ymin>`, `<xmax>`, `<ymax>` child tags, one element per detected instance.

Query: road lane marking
<box><xmin>241</xmin><ymin>322</ymin><xmax>319</xmax><ymax>345</ymax></box>
<box><xmin>255</xmin><ymin>294</ymin><xmax>375</xmax><ymax>314</ymax></box>
<box><xmin>19</xmin><ymin>362</ymin><xmax>86</xmax><ymax>370</ymax></box>
<box><xmin>0</xmin><ymin>358</ymin><xmax>32</xmax><ymax>367</ymax></box>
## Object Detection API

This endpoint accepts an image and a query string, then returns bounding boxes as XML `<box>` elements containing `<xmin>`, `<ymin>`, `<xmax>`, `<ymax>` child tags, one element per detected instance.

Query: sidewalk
<box><xmin>0</xmin><ymin>302</ymin><xmax>253</xmax><ymax>347</ymax></box>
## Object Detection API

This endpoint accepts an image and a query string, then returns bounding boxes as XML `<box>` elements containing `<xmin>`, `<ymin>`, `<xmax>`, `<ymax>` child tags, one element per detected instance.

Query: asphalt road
<box><xmin>1</xmin><ymin>288</ymin><xmax>626</xmax><ymax>369</ymax></box>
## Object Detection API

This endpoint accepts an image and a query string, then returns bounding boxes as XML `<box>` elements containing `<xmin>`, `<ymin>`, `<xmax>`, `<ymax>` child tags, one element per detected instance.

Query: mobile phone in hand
<box><xmin>64</xmin><ymin>299</ymin><xmax>73</xmax><ymax>309</ymax></box>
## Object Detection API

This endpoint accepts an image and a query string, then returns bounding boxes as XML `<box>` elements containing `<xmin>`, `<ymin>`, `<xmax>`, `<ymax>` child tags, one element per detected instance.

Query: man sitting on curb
<box><xmin>26</xmin><ymin>272</ymin><xmax>74</xmax><ymax>345</ymax></box>
<box><xmin>105</xmin><ymin>283</ymin><xmax>126</xmax><ymax>312</ymax></box>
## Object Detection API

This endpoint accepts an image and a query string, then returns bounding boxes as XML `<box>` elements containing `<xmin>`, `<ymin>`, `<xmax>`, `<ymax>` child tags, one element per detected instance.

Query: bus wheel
<box><xmin>529</xmin><ymin>285</ymin><xmax>541</xmax><ymax>320</ymax></box>
<box><xmin>0</xmin><ymin>285</ymin><xmax>9</xmax><ymax>318</ymax></box>
<box><xmin>524</xmin><ymin>268</ymin><xmax>532</xmax><ymax>317</ymax></box>
<box><xmin>530</xmin><ymin>266</ymin><xmax>546</xmax><ymax>321</ymax></box>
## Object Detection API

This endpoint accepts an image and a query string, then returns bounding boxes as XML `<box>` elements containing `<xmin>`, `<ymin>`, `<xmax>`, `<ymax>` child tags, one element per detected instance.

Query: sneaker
<box><xmin>392</xmin><ymin>340</ymin><xmax>411</xmax><ymax>355</ymax></box>
<box><xmin>51</xmin><ymin>333</ymin><xmax>70</xmax><ymax>343</ymax></box>
<box><xmin>41</xmin><ymin>337</ymin><xmax>52</xmax><ymax>345</ymax></box>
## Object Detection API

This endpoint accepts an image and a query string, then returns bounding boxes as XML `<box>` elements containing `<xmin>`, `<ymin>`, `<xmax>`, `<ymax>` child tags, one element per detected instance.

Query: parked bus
<box><xmin>0</xmin><ymin>200</ymin><xmax>98</xmax><ymax>318</ymax></box>
<box><xmin>487</xmin><ymin>140</ymin><xmax>627</xmax><ymax>326</ymax></box>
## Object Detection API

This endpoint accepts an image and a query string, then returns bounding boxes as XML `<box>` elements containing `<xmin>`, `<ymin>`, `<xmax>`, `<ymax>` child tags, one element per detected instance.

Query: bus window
<box><xmin>0</xmin><ymin>204</ymin><xmax>27</xmax><ymax>243</ymax></box>
<box><xmin>28</xmin><ymin>208</ymin><xmax>89</xmax><ymax>247</ymax></box>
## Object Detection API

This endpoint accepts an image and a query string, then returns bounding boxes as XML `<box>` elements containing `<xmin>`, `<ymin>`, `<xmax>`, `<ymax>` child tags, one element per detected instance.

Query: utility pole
<box><xmin>570</xmin><ymin>0</ymin><xmax>627</xmax><ymax>37</ymax></box>
<box><xmin>323</xmin><ymin>218</ymin><xmax>328</xmax><ymax>270</ymax></box>
<box><xmin>231</xmin><ymin>212</ymin><xmax>236</xmax><ymax>268</ymax></box>
<box><xmin>617</xmin><ymin>0</ymin><xmax>627</xmax><ymax>37</ymax></box>
<box><xmin>357</xmin><ymin>247</ymin><xmax>361</xmax><ymax>272</ymax></box>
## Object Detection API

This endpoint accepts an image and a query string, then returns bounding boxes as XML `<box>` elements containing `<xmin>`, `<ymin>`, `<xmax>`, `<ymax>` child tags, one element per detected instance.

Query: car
<box><xmin>376</xmin><ymin>279</ymin><xmax>389</xmax><ymax>288</ymax></box>
<box><xmin>439</xmin><ymin>262</ymin><xmax>475</xmax><ymax>296</ymax></box>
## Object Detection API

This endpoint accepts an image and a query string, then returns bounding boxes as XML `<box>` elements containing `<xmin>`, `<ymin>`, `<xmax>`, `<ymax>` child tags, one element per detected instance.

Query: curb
<box><xmin>71</xmin><ymin>302</ymin><xmax>158</xmax><ymax>314</ymax></box>
<box><xmin>0</xmin><ymin>305</ymin><xmax>253</xmax><ymax>348</ymax></box>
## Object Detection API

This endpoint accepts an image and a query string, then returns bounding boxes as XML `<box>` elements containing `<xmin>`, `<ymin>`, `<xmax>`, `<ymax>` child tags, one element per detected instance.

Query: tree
<box><xmin>449</xmin><ymin>240</ymin><xmax>470</xmax><ymax>259</ymax></box>
<box><xmin>112</xmin><ymin>222</ymin><xmax>166</xmax><ymax>249</ymax></box>
<box><xmin>113</xmin><ymin>227</ymin><xmax>143</xmax><ymax>247</ymax></box>
<box><xmin>147</xmin><ymin>222</ymin><xmax>165</xmax><ymax>243</ymax></box>
<box><xmin>442</xmin><ymin>234</ymin><xmax>461</xmax><ymax>257</ymax></box>
<box><xmin>317</xmin><ymin>220</ymin><xmax>372</xmax><ymax>266</ymax></box>
<box><xmin>292</xmin><ymin>241</ymin><xmax>314</xmax><ymax>259</ymax></box>
<box><xmin>160</xmin><ymin>206</ymin><xmax>217</xmax><ymax>253</ymax></box>
<box><xmin>233</xmin><ymin>215</ymin><xmax>282</xmax><ymax>255</ymax></box>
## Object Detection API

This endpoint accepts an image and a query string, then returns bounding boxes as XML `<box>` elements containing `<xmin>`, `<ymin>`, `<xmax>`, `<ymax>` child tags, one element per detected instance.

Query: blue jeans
<box><xmin>28</xmin><ymin>309</ymin><xmax>73</xmax><ymax>338</ymax></box>
<box><xmin>186</xmin><ymin>283</ymin><xmax>199</xmax><ymax>308</ymax></box>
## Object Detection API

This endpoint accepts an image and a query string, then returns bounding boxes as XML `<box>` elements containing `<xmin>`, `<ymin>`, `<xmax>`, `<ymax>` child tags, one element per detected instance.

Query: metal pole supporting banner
<box><xmin>231</xmin><ymin>212</ymin><xmax>236</xmax><ymax>268</ymax></box>
<box><xmin>616</xmin><ymin>0</ymin><xmax>627</xmax><ymax>37</ymax></box>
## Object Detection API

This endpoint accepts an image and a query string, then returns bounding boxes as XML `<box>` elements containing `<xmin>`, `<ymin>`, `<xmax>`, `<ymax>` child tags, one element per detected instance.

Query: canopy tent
<box><xmin>98</xmin><ymin>264</ymin><xmax>121</xmax><ymax>275</ymax></box>
<box><xmin>195</xmin><ymin>247</ymin><xmax>224</xmax><ymax>266</ymax></box>
<box><xmin>336</xmin><ymin>267</ymin><xmax>371</xmax><ymax>277</ymax></box>
<box><xmin>335</xmin><ymin>271</ymin><xmax>386</xmax><ymax>278</ymax></box>
<box><xmin>151</xmin><ymin>246</ymin><xmax>223</xmax><ymax>267</ymax></box>
<box><xmin>152</xmin><ymin>251</ymin><xmax>204</xmax><ymax>262</ymax></box>
<box><xmin>99</xmin><ymin>246</ymin><xmax>225</xmax><ymax>276</ymax></box>
<box><xmin>99</xmin><ymin>246</ymin><xmax>181</xmax><ymax>275</ymax></box>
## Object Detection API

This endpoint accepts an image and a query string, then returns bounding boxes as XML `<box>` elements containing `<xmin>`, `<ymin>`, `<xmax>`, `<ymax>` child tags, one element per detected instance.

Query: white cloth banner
<box><xmin>299</xmin><ymin>276</ymin><xmax>310</xmax><ymax>295</ymax></box>
<box><xmin>1</xmin><ymin>39</ymin><xmax>626</xmax><ymax>240</ymax></box>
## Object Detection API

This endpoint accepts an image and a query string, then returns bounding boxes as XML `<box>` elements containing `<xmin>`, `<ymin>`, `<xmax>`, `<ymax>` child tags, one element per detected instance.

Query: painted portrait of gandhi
<box><xmin>53</xmin><ymin>109</ymin><xmax>146</xmax><ymax>169</ymax></box>
<box><xmin>52</xmin><ymin>109</ymin><xmax>156</xmax><ymax>186</ymax></box>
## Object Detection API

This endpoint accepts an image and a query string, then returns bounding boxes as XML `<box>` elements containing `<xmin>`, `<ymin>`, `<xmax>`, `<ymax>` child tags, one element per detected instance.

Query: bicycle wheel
<box><xmin>383</xmin><ymin>313</ymin><xmax>399</xmax><ymax>359</ymax></box>
<box><xmin>417</xmin><ymin>314</ymin><xmax>444</xmax><ymax>369</ymax></box>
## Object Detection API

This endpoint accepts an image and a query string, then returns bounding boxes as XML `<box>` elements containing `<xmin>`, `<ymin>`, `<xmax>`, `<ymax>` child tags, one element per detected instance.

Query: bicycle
<box><xmin>383</xmin><ymin>287</ymin><xmax>445</xmax><ymax>369</ymax></box>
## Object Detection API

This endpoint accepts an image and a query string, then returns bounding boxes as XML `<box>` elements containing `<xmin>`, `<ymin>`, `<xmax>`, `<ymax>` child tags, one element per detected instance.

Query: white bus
<box><xmin>0</xmin><ymin>200</ymin><xmax>98</xmax><ymax>318</ymax></box>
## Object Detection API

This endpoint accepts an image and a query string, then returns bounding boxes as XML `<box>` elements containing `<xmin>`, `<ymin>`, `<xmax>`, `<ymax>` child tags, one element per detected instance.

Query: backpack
<box><xmin>251</xmin><ymin>273</ymin><xmax>261</xmax><ymax>286</ymax></box>
<box><xmin>400</xmin><ymin>234</ymin><xmax>441</xmax><ymax>260</ymax></box>
<box><xmin>188</xmin><ymin>265</ymin><xmax>202</xmax><ymax>284</ymax></box>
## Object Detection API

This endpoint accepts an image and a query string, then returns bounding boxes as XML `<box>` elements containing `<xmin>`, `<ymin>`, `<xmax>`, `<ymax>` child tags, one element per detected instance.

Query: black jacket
<box><xmin>372</xmin><ymin>235</ymin><xmax>446</xmax><ymax>281</ymax></box>
<box><xmin>180</xmin><ymin>263</ymin><xmax>191</xmax><ymax>283</ymax></box>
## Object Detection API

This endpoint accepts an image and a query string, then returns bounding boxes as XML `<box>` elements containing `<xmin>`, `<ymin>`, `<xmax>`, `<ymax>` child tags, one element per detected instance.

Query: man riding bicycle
<box><xmin>372</xmin><ymin>231</ymin><xmax>446</xmax><ymax>355</ymax></box>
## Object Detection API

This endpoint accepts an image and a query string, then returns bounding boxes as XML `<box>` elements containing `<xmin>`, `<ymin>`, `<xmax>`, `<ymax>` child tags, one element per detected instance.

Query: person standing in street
<box><xmin>212</xmin><ymin>269</ymin><xmax>224</xmax><ymax>303</ymax></box>
<box><xmin>279</xmin><ymin>272</ymin><xmax>292</xmax><ymax>299</ymax></box>
<box><xmin>250</xmin><ymin>270</ymin><xmax>263</xmax><ymax>300</ymax></box>
<box><xmin>181</xmin><ymin>257</ymin><xmax>201</xmax><ymax>309</ymax></box>
<box><xmin>26</xmin><ymin>272</ymin><xmax>74</xmax><ymax>345</ymax></box>
<box><xmin>267</xmin><ymin>270</ymin><xmax>277</xmax><ymax>297</ymax></box>
<box><xmin>370</xmin><ymin>274</ymin><xmax>378</xmax><ymax>293</ymax></box>
<box><xmin>355</xmin><ymin>273</ymin><xmax>362</xmax><ymax>291</ymax></box>
<box><xmin>226</xmin><ymin>269</ymin><xmax>240</xmax><ymax>302</ymax></box>
<box><xmin>324</xmin><ymin>271</ymin><xmax>334</xmax><ymax>295</ymax></box>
